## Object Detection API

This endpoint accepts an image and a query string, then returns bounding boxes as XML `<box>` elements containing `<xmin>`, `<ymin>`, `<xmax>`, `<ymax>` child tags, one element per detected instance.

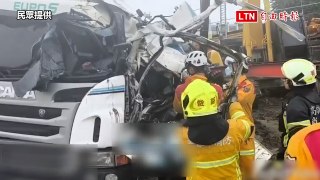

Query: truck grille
<box><xmin>0</xmin><ymin>121</ymin><xmax>60</xmax><ymax>136</ymax></box>
<box><xmin>0</xmin><ymin>103</ymin><xmax>75</xmax><ymax>144</ymax></box>
<box><xmin>0</xmin><ymin>104</ymin><xmax>62</xmax><ymax>120</ymax></box>
<box><xmin>0</xmin><ymin>82</ymin><xmax>95</xmax><ymax>144</ymax></box>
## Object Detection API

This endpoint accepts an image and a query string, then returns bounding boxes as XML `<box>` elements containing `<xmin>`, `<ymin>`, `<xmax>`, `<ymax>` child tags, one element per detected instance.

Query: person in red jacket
<box><xmin>173</xmin><ymin>51</ymin><xmax>223</xmax><ymax>114</ymax></box>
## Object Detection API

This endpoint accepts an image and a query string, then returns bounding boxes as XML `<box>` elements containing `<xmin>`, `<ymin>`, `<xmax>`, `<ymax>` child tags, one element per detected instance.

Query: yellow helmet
<box><xmin>181</xmin><ymin>79</ymin><xmax>219</xmax><ymax>118</ymax></box>
<box><xmin>281</xmin><ymin>59</ymin><xmax>317</xmax><ymax>86</ymax></box>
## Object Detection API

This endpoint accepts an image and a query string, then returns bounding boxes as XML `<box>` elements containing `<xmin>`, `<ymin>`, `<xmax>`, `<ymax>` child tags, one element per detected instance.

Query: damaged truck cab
<box><xmin>0</xmin><ymin>0</ymin><xmax>140</xmax><ymax>179</ymax></box>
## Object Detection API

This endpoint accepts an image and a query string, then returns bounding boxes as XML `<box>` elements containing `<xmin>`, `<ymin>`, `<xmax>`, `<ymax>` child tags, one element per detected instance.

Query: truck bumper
<box><xmin>0</xmin><ymin>141</ymin><xmax>136</xmax><ymax>180</ymax></box>
<box><xmin>98</xmin><ymin>165</ymin><xmax>134</xmax><ymax>180</ymax></box>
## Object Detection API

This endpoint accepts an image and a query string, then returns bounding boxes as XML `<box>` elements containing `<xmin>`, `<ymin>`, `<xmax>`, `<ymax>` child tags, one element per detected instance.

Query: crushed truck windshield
<box><xmin>0</xmin><ymin>2</ymin><xmax>131</xmax><ymax>97</ymax></box>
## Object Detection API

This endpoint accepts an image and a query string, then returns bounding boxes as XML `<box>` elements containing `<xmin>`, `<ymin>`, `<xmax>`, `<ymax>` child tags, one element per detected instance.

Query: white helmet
<box><xmin>281</xmin><ymin>59</ymin><xmax>317</xmax><ymax>86</ymax></box>
<box><xmin>185</xmin><ymin>51</ymin><xmax>209</xmax><ymax>67</ymax></box>
<box><xmin>156</xmin><ymin>47</ymin><xmax>186</xmax><ymax>74</ymax></box>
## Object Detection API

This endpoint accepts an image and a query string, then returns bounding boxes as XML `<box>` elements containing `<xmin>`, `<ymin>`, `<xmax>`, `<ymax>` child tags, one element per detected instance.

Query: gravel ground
<box><xmin>253</xmin><ymin>96</ymin><xmax>284</xmax><ymax>155</ymax></box>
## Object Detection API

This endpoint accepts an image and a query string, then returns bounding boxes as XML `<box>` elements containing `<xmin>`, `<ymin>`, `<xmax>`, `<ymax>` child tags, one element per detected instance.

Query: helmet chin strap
<box><xmin>180</xmin><ymin>67</ymin><xmax>190</xmax><ymax>82</ymax></box>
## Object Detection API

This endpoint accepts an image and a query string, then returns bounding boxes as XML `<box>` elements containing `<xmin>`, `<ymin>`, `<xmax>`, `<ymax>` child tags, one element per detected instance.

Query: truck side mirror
<box><xmin>136</xmin><ymin>9</ymin><xmax>144</xmax><ymax>18</ymax></box>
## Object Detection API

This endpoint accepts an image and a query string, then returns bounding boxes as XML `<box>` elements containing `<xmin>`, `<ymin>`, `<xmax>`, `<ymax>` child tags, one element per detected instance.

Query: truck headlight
<box><xmin>91</xmin><ymin>152</ymin><xmax>131</xmax><ymax>168</ymax></box>
<box><xmin>96</xmin><ymin>152</ymin><xmax>115</xmax><ymax>167</ymax></box>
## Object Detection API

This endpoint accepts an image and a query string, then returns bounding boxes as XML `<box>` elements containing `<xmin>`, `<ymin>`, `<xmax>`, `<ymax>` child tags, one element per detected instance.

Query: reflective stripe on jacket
<box><xmin>232</xmin><ymin>90</ymin><xmax>256</xmax><ymax>180</ymax></box>
<box><xmin>180</xmin><ymin>102</ymin><xmax>253</xmax><ymax>180</ymax></box>
<box><xmin>281</xmin><ymin>89</ymin><xmax>320</xmax><ymax>148</ymax></box>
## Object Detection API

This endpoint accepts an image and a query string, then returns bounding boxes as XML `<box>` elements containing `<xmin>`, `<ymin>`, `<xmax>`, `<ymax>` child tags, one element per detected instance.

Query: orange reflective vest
<box><xmin>285</xmin><ymin>123</ymin><xmax>320</xmax><ymax>180</ymax></box>
<box><xmin>180</xmin><ymin>102</ymin><xmax>253</xmax><ymax>180</ymax></box>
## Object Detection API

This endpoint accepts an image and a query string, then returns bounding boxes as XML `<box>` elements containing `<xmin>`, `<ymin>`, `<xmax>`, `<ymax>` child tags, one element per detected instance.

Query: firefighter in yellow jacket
<box><xmin>285</xmin><ymin>123</ymin><xmax>320</xmax><ymax>180</ymax></box>
<box><xmin>179</xmin><ymin>79</ymin><xmax>254</xmax><ymax>180</ymax></box>
<box><xmin>225</xmin><ymin>56</ymin><xmax>256</xmax><ymax>179</ymax></box>
<box><xmin>237</xmin><ymin>74</ymin><xmax>256</xmax><ymax>179</ymax></box>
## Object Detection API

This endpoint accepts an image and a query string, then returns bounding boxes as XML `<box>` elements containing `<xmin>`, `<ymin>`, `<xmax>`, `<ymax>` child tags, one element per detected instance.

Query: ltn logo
<box><xmin>236</xmin><ymin>10</ymin><xmax>258</xmax><ymax>23</ymax></box>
